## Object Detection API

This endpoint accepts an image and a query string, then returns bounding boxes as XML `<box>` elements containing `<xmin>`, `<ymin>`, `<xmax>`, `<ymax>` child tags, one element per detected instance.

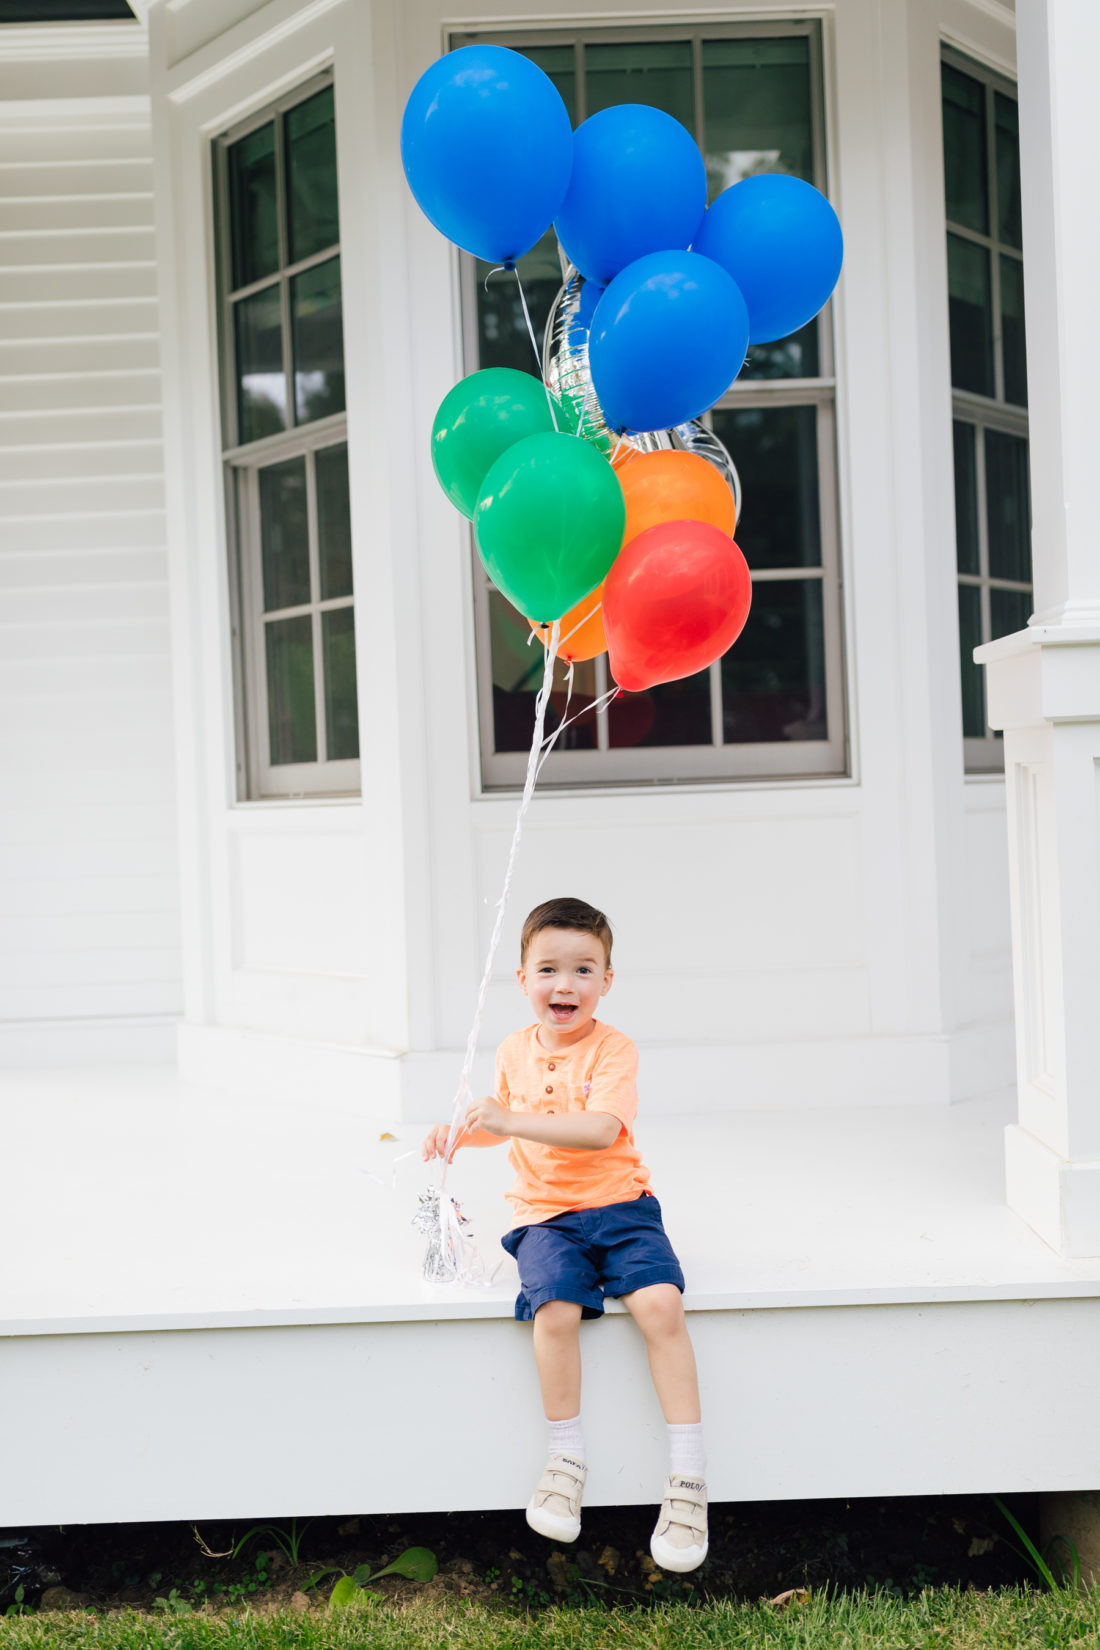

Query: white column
<box><xmin>976</xmin><ymin>0</ymin><xmax>1100</xmax><ymax>1256</ymax></box>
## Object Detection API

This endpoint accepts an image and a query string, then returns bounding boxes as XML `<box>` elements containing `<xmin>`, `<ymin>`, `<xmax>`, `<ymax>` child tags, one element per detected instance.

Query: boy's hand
<box><xmin>421</xmin><ymin>1124</ymin><xmax>459</xmax><ymax>1163</ymax></box>
<box><xmin>465</xmin><ymin>1095</ymin><xmax>512</xmax><ymax>1137</ymax></box>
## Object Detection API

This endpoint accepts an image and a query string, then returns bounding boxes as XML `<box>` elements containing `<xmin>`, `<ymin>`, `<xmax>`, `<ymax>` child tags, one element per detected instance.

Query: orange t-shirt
<box><xmin>495</xmin><ymin>1019</ymin><xmax>652</xmax><ymax>1227</ymax></box>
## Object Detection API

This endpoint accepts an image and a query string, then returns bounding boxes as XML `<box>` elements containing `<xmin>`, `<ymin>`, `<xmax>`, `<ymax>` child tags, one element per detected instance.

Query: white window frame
<box><xmin>453</xmin><ymin>20</ymin><xmax>848</xmax><ymax>791</ymax></box>
<box><xmin>213</xmin><ymin>68</ymin><xmax>360</xmax><ymax>801</ymax></box>
<box><xmin>942</xmin><ymin>44</ymin><xmax>1031</xmax><ymax>775</ymax></box>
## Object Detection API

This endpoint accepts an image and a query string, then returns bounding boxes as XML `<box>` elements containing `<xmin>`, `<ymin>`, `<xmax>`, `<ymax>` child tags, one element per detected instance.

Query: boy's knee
<box><xmin>629</xmin><ymin>1283</ymin><xmax>685</xmax><ymax>1338</ymax></box>
<box><xmin>534</xmin><ymin>1298</ymin><xmax>583</xmax><ymax>1332</ymax></box>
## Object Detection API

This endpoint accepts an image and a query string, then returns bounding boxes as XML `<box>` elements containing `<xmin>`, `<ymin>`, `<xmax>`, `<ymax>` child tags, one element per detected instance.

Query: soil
<box><xmin>1</xmin><ymin>1492</ymin><xmax>1038</xmax><ymax>1619</ymax></box>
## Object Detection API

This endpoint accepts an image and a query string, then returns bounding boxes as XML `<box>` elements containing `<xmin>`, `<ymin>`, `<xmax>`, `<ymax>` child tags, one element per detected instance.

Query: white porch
<box><xmin>5</xmin><ymin>1065</ymin><xmax>1100</xmax><ymax>1527</ymax></box>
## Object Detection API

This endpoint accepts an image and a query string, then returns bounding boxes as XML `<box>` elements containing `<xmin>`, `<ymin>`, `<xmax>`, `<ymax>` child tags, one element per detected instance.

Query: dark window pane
<box><xmin>584</xmin><ymin>40</ymin><xmax>694</xmax><ymax>129</ymax></box>
<box><xmin>488</xmin><ymin>589</ymin><xmax>598</xmax><ymax>753</ymax></box>
<box><xmin>520</xmin><ymin>45</ymin><xmax>577</xmax><ymax>125</ymax></box>
<box><xmin>316</xmin><ymin>442</ymin><xmax>353</xmax><ymax>600</ymax></box>
<box><xmin>609</xmin><ymin>672</ymin><xmax>711</xmax><ymax>748</ymax></box>
<box><xmin>957</xmin><ymin>583</ymin><xmax>985</xmax><ymax>737</ymax></box>
<box><xmin>703</xmin><ymin>36</ymin><xmax>813</xmax><ymax>198</ymax></box>
<box><xmin>710</xmin><ymin>404</ymin><xmax>820</xmax><ymax>570</ymax></box>
<box><xmin>941</xmin><ymin>64</ymin><xmax>988</xmax><ymax>235</ymax></box>
<box><xmin>286</xmin><ymin>86</ymin><xmax>339</xmax><ymax>266</ymax></box>
<box><xmin>1001</xmin><ymin>255</ymin><xmax>1028</xmax><ymax>407</ymax></box>
<box><xmin>227</xmin><ymin>122</ymin><xmax>278</xmax><ymax>290</ymax></box>
<box><xmin>985</xmin><ymin>429</ymin><xmax>1031</xmax><ymax>582</ymax></box>
<box><xmin>234</xmin><ymin>286</ymin><xmax>286</xmax><ymax>443</ymax></box>
<box><xmin>476</xmin><ymin>233</ymin><xmax>560</xmax><ymax>377</ymax></box>
<box><xmin>953</xmin><ymin>421</ymin><xmax>979</xmax><ymax>574</ymax></box>
<box><xmin>259</xmin><ymin>456</ymin><xmax>309</xmax><ymax>611</ymax></box>
<box><xmin>721</xmin><ymin>577</ymin><xmax>826</xmax><ymax>744</ymax></box>
<box><xmin>291</xmin><ymin>256</ymin><xmax>345</xmax><ymax>423</ymax></box>
<box><xmin>322</xmin><ymin>605</ymin><xmax>359</xmax><ymax>760</ymax></box>
<box><xmin>994</xmin><ymin>91</ymin><xmax>1022</xmax><ymax>249</ymax></box>
<box><xmin>266</xmin><ymin>615</ymin><xmax>317</xmax><ymax>764</ymax></box>
<box><xmin>740</xmin><ymin>320</ymin><xmax>819</xmax><ymax>382</ymax></box>
<box><xmin>991</xmin><ymin>585</ymin><xmax>1031</xmax><ymax>642</ymax></box>
<box><xmin>947</xmin><ymin>234</ymin><xmax>994</xmax><ymax>396</ymax></box>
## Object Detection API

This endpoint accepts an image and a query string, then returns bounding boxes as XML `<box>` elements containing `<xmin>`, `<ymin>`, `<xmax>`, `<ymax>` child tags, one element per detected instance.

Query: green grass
<box><xmin>3</xmin><ymin>1587</ymin><xmax>1100</xmax><ymax>1649</ymax></box>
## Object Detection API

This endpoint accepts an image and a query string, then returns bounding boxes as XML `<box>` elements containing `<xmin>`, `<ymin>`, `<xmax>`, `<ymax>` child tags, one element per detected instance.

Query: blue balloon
<box><xmin>693</xmin><ymin>173</ymin><xmax>843</xmax><ymax>344</ymax></box>
<box><xmin>400</xmin><ymin>45</ymin><xmax>573</xmax><ymax>265</ymax></box>
<box><xmin>554</xmin><ymin>105</ymin><xmax>708</xmax><ymax>286</ymax></box>
<box><xmin>588</xmin><ymin>251</ymin><xmax>749</xmax><ymax>434</ymax></box>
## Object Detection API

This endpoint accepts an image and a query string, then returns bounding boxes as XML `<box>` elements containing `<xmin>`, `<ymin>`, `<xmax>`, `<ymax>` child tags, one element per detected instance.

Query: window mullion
<box><xmin>273</xmin><ymin>107</ymin><xmax>294</xmax><ymax>431</ymax></box>
<box><xmin>974</xmin><ymin>426</ymin><xmax>994</xmax><ymax>737</ymax></box>
<box><xmin>986</xmin><ymin>84</ymin><xmax>1005</xmax><ymax>404</ymax></box>
<box><xmin>708</xmin><ymin>660</ymin><xmax>723</xmax><ymax>748</ymax></box>
<box><xmin>808</xmin><ymin>19</ymin><xmax>835</xmax><ymax>382</ymax></box>
<box><xmin>691</xmin><ymin>33</ymin><xmax>705</xmax><ymax>155</ymax></box>
<box><xmin>305</xmin><ymin>448</ymin><xmax>327</xmax><ymax>761</ymax></box>
<box><xmin>246</xmin><ymin>469</ymin><xmax>271</xmax><ymax>790</ymax></box>
<box><xmin>594</xmin><ymin>652</ymin><xmax>610</xmax><ymax>752</ymax></box>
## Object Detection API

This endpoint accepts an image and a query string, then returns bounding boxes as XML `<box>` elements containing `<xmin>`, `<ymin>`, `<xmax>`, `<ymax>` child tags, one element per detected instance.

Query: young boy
<box><xmin>422</xmin><ymin>896</ymin><xmax>708</xmax><ymax>1572</ymax></box>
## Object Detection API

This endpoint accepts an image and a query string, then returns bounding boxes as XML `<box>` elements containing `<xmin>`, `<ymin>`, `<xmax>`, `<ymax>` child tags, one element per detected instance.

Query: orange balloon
<box><xmin>619</xmin><ymin>450</ymin><xmax>736</xmax><ymax>544</ymax></box>
<box><xmin>530</xmin><ymin>581</ymin><xmax>607</xmax><ymax>662</ymax></box>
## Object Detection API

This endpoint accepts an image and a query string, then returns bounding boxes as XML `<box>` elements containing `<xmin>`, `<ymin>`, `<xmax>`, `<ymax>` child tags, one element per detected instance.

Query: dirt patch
<box><xmin>1</xmin><ymin>1493</ymin><xmax>1036</xmax><ymax>1619</ymax></box>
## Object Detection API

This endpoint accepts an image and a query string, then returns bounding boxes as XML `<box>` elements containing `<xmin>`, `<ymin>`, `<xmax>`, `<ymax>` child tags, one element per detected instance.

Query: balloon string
<box><xmin>438</xmin><ymin>618</ymin><xmax>562</xmax><ymax>1201</ymax></box>
<box><xmin>514</xmin><ymin>267</ymin><xmax>560</xmax><ymax>434</ymax></box>
<box><xmin>483</xmin><ymin>265</ymin><xmax>506</xmax><ymax>291</ymax></box>
<box><xmin>537</xmin><ymin>683</ymin><xmax>620</xmax><ymax>778</ymax></box>
<box><xmin>559</xmin><ymin>599</ymin><xmax>601</xmax><ymax>650</ymax></box>
<box><xmin>610</xmin><ymin>433</ymin><xmax>625</xmax><ymax>466</ymax></box>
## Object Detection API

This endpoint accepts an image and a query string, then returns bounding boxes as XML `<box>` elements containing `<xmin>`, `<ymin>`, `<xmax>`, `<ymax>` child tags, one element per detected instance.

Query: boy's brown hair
<box><xmin>520</xmin><ymin>897</ymin><xmax>613</xmax><ymax>967</ymax></box>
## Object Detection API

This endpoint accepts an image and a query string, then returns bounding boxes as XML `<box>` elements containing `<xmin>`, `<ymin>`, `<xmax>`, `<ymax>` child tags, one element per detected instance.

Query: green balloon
<box><xmin>431</xmin><ymin>368</ymin><xmax>555</xmax><ymax>519</ymax></box>
<box><xmin>474</xmin><ymin>432</ymin><xmax>626</xmax><ymax>623</ymax></box>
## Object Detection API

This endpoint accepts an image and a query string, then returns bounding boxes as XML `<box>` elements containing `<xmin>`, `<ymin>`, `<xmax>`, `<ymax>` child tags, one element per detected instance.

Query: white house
<box><xmin>3</xmin><ymin>0</ymin><xmax>1100</xmax><ymax>1544</ymax></box>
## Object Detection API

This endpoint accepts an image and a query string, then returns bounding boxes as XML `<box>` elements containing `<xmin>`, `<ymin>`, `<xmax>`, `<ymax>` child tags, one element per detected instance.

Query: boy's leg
<box><xmin>527</xmin><ymin>1299</ymin><xmax>587</xmax><ymax>1543</ymax></box>
<box><xmin>620</xmin><ymin>1283</ymin><xmax>700</xmax><ymax>1422</ymax></box>
<box><xmin>532</xmin><ymin>1298</ymin><xmax>583</xmax><ymax>1419</ymax></box>
<box><xmin>622</xmin><ymin>1283</ymin><xmax>708</xmax><ymax>1574</ymax></box>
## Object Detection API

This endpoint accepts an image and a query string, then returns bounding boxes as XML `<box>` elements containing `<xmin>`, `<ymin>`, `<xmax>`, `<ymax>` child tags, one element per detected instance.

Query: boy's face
<box><xmin>517</xmin><ymin>926</ymin><xmax>613</xmax><ymax>1048</ymax></box>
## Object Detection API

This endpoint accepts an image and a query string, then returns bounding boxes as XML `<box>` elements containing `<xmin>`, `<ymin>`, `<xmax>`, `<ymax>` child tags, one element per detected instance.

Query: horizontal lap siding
<box><xmin>0</xmin><ymin>105</ymin><xmax>182</xmax><ymax>1043</ymax></box>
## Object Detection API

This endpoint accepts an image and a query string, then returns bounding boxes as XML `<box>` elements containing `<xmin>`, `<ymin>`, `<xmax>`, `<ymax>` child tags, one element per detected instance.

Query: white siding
<box><xmin>0</xmin><ymin>54</ymin><xmax>181</xmax><ymax>1061</ymax></box>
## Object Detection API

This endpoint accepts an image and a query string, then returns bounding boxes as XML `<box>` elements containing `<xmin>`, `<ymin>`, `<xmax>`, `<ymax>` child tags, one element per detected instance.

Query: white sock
<box><xmin>667</xmin><ymin>1421</ymin><xmax>706</xmax><ymax>1480</ymax></box>
<box><xmin>548</xmin><ymin>1414</ymin><xmax>585</xmax><ymax>1462</ymax></box>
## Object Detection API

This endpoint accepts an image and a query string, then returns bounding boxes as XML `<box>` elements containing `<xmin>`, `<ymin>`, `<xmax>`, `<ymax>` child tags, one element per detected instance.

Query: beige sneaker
<box><xmin>525</xmin><ymin>1452</ymin><xmax>587</xmax><ymax>1542</ymax></box>
<box><xmin>650</xmin><ymin>1473</ymin><xmax>708</xmax><ymax>1572</ymax></box>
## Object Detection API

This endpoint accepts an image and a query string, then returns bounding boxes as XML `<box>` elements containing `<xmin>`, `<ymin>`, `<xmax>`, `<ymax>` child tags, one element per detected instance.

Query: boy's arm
<box><xmin>465</xmin><ymin>1096</ymin><xmax>620</xmax><ymax>1151</ymax></box>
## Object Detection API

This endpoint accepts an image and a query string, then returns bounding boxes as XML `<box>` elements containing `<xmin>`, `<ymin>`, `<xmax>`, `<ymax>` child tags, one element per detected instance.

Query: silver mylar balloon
<box><xmin>542</xmin><ymin>254</ymin><xmax>743</xmax><ymax>523</ymax></box>
<box><xmin>542</xmin><ymin>263</ymin><xmax>671</xmax><ymax>460</ymax></box>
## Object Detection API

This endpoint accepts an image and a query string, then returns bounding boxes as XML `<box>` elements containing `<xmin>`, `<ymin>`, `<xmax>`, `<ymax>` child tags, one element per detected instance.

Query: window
<box><xmin>941</xmin><ymin>50</ymin><xmax>1031</xmax><ymax>773</ymax></box>
<box><xmin>454</xmin><ymin>24</ymin><xmax>846</xmax><ymax>789</ymax></box>
<box><xmin>214</xmin><ymin>74</ymin><xmax>360</xmax><ymax>799</ymax></box>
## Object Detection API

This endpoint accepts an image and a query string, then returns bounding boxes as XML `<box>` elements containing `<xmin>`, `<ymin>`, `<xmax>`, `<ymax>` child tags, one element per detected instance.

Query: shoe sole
<box><xmin>526</xmin><ymin>1498</ymin><xmax>580</xmax><ymax>1543</ymax></box>
<box><xmin>650</xmin><ymin>1533</ymin><xmax>708</xmax><ymax>1573</ymax></box>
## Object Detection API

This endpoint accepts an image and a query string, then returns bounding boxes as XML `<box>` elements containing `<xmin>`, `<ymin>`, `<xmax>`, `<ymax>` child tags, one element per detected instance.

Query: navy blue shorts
<box><xmin>500</xmin><ymin>1191</ymin><xmax>685</xmax><ymax>1321</ymax></box>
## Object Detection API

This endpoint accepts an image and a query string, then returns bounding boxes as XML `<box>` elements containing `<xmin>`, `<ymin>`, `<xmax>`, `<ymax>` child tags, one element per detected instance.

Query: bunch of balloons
<box><xmin>401</xmin><ymin>41</ymin><xmax>843</xmax><ymax>695</ymax></box>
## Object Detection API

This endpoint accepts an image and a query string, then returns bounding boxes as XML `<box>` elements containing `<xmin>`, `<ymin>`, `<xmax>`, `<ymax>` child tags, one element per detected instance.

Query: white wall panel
<box><xmin>0</xmin><ymin>58</ymin><xmax>181</xmax><ymax>1062</ymax></box>
<box><xmin>229</xmin><ymin>825</ymin><xmax>370</xmax><ymax>978</ymax></box>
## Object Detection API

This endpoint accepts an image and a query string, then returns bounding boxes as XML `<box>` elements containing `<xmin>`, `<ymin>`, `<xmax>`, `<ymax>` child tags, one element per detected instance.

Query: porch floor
<box><xmin>4</xmin><ymin>1065</ymin><xmax>1099</xmax><ymax>1337</ymax></box>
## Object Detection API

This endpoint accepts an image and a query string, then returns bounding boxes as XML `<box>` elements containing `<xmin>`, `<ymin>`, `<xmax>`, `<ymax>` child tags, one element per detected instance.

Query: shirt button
<box><xmin>548</xmin><ymin>1063</ymin><xmax>556</xmax><ymax>1071</ymax></box>
<box><xmin>545</xmin><ymin>1085</ymin><xmax>553</xmax><ymax>1094</ymax></box>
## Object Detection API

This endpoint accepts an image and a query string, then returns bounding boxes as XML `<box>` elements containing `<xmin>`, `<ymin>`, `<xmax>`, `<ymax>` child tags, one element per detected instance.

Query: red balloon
<box><xmin>604</xmin><ymin>519</ymin><xmax>752</xmax><ymax>693</ymax></box>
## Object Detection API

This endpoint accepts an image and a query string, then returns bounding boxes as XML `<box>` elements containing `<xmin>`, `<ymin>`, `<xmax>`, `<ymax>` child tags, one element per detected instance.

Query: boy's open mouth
<box><xmin>549</xmin><ymin>1003</ymin><xmax>577</xmax><ymax>1022</ymax></box>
